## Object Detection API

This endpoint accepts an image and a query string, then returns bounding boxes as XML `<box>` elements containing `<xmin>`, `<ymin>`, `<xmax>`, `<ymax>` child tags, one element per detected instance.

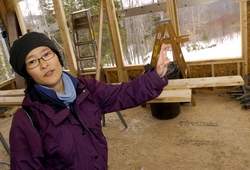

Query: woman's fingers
<box><xmin>156</xmin><ymin>43</ymin><xmax>170</xmax><ymax>78</ymax></box>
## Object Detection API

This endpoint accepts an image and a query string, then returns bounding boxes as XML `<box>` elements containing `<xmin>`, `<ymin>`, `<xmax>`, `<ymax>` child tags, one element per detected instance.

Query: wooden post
<box><xmin>165</xmin><ymin>0</ymin><xmax>179</xmax><ymax>36</ymax></box>
<box><xmin>6</xmin><ymin>8</ymin><xmax>26</xmax><ymax>89</ymax></box>
<box><xmin>0</xmin><ymin>0</ymin><xmax>8</xmax><ymax>28</ymax></box>
<box><xmin>12</xmin><ymin>0</ymin><xmax>27</xmax><ymax>35</ymax></box>
<box><xmin>237</xmin><ymin>62</ymin><xmax>241</xmax><ymax>75</ymax></box>
<box><xmin>240</xmin><ymin>0</ymin><xmax>248</xmax><ymax>75</ymax></box>
<box><xmin>96</xmin><ymin>0</ymin><xmax>104</xmax><ymax>81</ymax></box>
<box><xmin>211</xmin><ymin>64</ymin><xmax>215</xmax><ymax>77</ymax></box>
<box><xmin>104</xmin><ymin>0</ymin><xmax>128</xmax><ymax>82</ymax></box>
<box><xmin>52</xmin><ymin>0</ymin><xmax>77</xmax><ymax>76</ymax></box>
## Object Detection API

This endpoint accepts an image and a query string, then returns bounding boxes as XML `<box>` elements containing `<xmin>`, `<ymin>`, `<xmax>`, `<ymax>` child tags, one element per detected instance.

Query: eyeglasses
<box><xmin>25</xmin><ymin>50</ymin><xmax>55</xmax><ymax>69</ymax></box>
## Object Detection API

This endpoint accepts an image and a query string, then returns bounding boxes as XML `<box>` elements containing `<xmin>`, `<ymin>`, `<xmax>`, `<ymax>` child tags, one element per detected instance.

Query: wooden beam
<box><xmin>52</xmin><ymin>0</ymin><xmax>77</xmax><ymax>76</ymax></box>
<box><xmin>117</xmin><ymin>2</ymin><xmax>166</xmax><ymax>18</ymax></box>
<box><xmin>165</xmin><ymin>0</ymin><xmax>179</xmax><ymax>35</ymax></box>
<box><xmin>187</xmin><ymin>59</ymin><xmax>244</xmax><ymax>66</ymax></box>
<box><xmin>11</xmin><ymin>0</ymin><xmax>27</xmax><ymax>35</ymax></box>
<box><xmin>162</xmin><ymin>34</ymin><xmax>189</xmax><ymax>44</ymax></box>
<box><xmin>0</xmin><ymin>88</ymin><xmax>191</xmax><ymax>104</ymax></box>
<box><xmin>104</xmin><ymin>0</ymin><xmax>128</xmax><ymax>82</ymax></box>
<box><xmin>0</xmin><ymin>96</ymin><xmax>23</xmax><ymax>106</ymax></box>
<box><xmin>117</xmin><ymin>1</ymin><xmax>222</xmax><ymax>19</ymax></box>
<box><xmin>0</xmin><ymin>89</ymin><xmax>24</xmax><ymax>97</ymax></box>
<box><xmin>147</xmin><ymin>89</ymin><xmax>192</xmax><ymax>103</ymax></box>
<box><xmin>164</xmin><ymin>75</ymin><xmax>244</xmax><ymax>90</ymax></box>
<box><xmin>240</xmin><ymin>0</ymin><xmax>248</xmax><ymax>74</ymax></box>
<box><xmin>96</xmin><ymin>0</ymin><xmax>104</xmax><ymax>81</ymax></box>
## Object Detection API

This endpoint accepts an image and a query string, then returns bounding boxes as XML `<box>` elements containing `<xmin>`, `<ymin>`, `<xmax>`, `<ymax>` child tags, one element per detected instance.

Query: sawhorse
<box><xmin>102</xmin><ymin>111</ymin><xmax>128</xmax><ymax>129</ymax></box>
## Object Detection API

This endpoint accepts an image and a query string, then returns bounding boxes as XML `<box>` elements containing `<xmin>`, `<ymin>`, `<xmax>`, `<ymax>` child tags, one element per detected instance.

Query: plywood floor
<box><xmin>0</xmin><ymin>90</ymin><xmax>250</xmax><ymax>170</ymax></box>
<box><xmin>103</xmin><ymin>90</ymin><xmax>250</xmax><ymax>170</ymax></box>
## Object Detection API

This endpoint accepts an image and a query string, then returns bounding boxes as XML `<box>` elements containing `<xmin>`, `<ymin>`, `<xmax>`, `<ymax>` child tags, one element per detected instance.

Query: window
<box><xmin>0</xmin><ymin>27</ymin><xmax>13</xmax><ymax>83</ymax></box>
<box><xmin>117</xmin><ymin>0</ymin><xmax>165</xmax><ymax>66</ymax></box>
<box><xmin>176</xmin><ymin>0</ymin><xmax>241</xmax><ymax>61</ymax></box>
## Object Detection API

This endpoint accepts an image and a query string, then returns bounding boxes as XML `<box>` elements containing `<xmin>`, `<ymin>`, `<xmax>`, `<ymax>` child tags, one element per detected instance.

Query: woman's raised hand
<box><xmin>156</xmin><ymin>43</ymin><xmax>170</xmax><ymax>78</ymax></box>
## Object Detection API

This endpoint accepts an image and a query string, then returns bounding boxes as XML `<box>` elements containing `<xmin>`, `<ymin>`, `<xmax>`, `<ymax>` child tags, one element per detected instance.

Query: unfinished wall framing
<box><xmin>0</xmin><ymin>0</ymin><xmax>250</xmax><ymax>87</ymax></box>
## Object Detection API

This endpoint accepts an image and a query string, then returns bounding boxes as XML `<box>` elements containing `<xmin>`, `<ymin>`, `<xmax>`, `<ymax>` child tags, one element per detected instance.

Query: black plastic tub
<box><xmin>150</xmin><ymin>103</ymin><xmax>180</xmax><ymax>120</ymax></box>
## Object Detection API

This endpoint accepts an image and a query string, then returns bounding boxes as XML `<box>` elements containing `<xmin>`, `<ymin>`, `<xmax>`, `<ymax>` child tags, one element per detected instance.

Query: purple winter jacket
<box><xmin>9</xmin><ymin>70</ymin><xmax>167</xmax><ymax>170</ymax></box>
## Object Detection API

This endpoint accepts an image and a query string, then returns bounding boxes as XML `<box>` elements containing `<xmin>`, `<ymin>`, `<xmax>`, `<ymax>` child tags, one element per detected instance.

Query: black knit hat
<box><xmin>9</xmin><ymin>32</ymin><xmax>63</xmax><ymax>78</ymax></box>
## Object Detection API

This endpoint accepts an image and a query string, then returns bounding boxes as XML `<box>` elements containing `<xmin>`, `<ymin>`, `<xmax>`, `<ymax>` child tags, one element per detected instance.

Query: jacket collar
<box><xmin>22</xmin><ymin>73</ymin><xmax>88</xmax><ymax>126</ymax></box>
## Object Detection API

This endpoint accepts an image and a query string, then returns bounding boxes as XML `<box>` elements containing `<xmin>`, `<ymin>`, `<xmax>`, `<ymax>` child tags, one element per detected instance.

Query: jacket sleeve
<box><xmin>10</xmin><ymin>109</ymin><xmax>45</xmax><ymax>170</ymax></box>
<box><xmin>82</xmin><ymin>69</ymin><xmax>168</xmax><ymax>113</ymax></box>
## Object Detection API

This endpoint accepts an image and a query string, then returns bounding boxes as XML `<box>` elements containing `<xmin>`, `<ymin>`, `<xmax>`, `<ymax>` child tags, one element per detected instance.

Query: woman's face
<box><xmin>25</xmin><ymin>46</ymin><xmax>63</xmax><ymax>91</ymax></box>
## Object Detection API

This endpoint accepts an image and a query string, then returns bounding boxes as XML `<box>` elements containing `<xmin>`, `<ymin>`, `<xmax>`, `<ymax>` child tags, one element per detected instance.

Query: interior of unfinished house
<box><xmin>0</xmin><ymin>0</ymin><xmax>250</xmax><ymax>169</ymax></box>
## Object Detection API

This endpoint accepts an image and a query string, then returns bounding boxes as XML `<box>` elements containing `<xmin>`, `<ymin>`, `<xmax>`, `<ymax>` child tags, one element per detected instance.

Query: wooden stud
<box><xmin>211</xmin><ymin>64</ymin><xmax>215</xmax><ymax>77</ymax></box>
<box><xmin>237</xmin><ymin>62</ymin><xmax>241</xmax><ymax>75</ymax></box>
<box><xmin>104</xmin><ymin>0</ymin><xmax>128</xmax><ymax>82</ymax></box>
<box><xmin>165</xmin><ymin>0</ymin><xmax>179</xmax><ymax>35</ymax></box>
<box><xmin>240</xmin><ymin>0</ymin><xmax>248</xmax><ymax>74</ymax></box>
<box><xmin>188</xmin><ymin>59</ymin><xmax>244</xmax><ymax>66</ymax></box>
<box><xmin>96</xmin><ymin>0</ymin><xmax>104</xmax><ymax>81</ymax></box>
<box><xmin>12</xmin><ymin>0</ymin><xmax>27</xmax><ymax>35</ymax></box>
<box><xmin>52</xmin><ymin>0</ymin><xmax>77</xmax><ymax>76</ymax></box>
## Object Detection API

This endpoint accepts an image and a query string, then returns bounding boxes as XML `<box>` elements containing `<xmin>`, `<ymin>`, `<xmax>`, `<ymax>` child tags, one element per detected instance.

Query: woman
<box><xmin>9</xmin><ymin>32</ymin><xmax>169</xmax><ymax>170</ymax></box>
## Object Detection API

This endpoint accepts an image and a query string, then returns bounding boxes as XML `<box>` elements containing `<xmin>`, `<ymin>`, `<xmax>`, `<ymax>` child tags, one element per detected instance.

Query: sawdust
<box><xmin>103</xmin><ymin>91</ymin><xmax>250</xmax><ymax>170</ymax></box>
<box><xmin>0</xmin><ymin>91</ymin><xmax>250</xmax><ymax>170</ymax></box>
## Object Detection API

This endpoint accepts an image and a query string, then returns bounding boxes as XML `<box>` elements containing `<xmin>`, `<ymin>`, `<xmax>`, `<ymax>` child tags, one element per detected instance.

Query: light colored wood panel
<box><xmin>164</xmin><ymin>76</ymin><xmax>244</xmax><ymax>90</ymax></box>
<box><xmin>96</xmin><ymin>0</ymin><xmax>104</xmax><ymax>81</ymax></box>
<box><xmin>148</xmin><ymin>89</ymin><xmax>191</xmax><ymax>103</ymax></box>
<box><xmin>187</xmin><ymin>59</ymin><xmax>244</xmax><ymax>66</ymax></box>
<box><xmin>0</xmin><ymin>89</ymin><xmax>24</xmax><ymax>97</ymax></box>
<box><xmin>0</xmin><ymin>96</ymin><xmax>23</xmax><ymax>106</ymax></box>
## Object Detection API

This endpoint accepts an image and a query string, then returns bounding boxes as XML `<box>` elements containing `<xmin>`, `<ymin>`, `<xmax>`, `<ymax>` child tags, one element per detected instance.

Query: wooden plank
<box><xmin>148</xmin><ymin>89</ymin><xmax>191</xmax><ymax>103</ymax></box>
<box><xmin>52</xmin><ymin>0</ymin><xmax>77</xmax><ymax>76</ymax></box>
<box><xmin>0</xmin><ymin>89</ymin><xmax>24</xmax><ymax>97</ymax></box>
<box><xmin>0</xmin><ymin>96</ymin><xmax>23</xmax><ymax>106</ymax></box>
<box><xmin>162</xmin><ymin>35</ymin><xmax>189</xmax><ymax>44</ymax></box>
<box><xmin>187</xmin><ymin>59</ymin><xmax>244</xmax><ymax>66</ymax></box>
<box><xmin>164</xmin><ymin>76</ymin><xmax>244</xmax><ymax>90</ymax></box>
<box><xmin>0</xmin><ymin>89</ymin><xmax>191</xmax><ymax>105</ymax></box>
